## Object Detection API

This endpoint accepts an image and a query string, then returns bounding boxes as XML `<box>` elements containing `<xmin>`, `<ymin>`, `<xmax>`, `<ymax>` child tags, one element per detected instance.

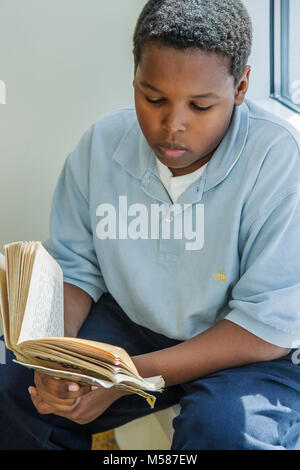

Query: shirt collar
<box><xmin>203</xmin><ymin>100</ymin><xmax>249</xmax><ymax>192</ymax></box>
<box><xmin>112</xmin><ymin>118</ymin><xmax>152</xmax><ymax>180</ymax></box>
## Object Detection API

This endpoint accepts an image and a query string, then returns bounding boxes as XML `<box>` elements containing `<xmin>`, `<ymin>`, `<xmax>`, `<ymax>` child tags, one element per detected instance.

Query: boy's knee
<box><xmin>171</xmin><ymin>389</ymin><xmax>245</xmax><ymax>450</ymax></box>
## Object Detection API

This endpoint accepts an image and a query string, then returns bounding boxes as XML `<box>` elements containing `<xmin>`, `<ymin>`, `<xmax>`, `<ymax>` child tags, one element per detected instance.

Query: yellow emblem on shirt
<box><xmin>214</xmin><ymin>270</ymin><xmax>227</xmax><ymax>283</ymax></box>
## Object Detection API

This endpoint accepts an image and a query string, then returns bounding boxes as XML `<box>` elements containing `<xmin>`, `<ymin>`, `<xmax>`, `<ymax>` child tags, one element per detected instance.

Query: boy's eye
<box><xmin>146</xmin><ymin>97</ymin><xmax>164</xmax><ymax>104</ymax></box>
<box><xmin>191</xmin><ymin>104</ymin><xmax>213</xmax><ymax>111</ymax></box>
<box><xmin>145</xmin><ymin>97</ymin><xmax>212</xmax><ymax>111</ymax></box>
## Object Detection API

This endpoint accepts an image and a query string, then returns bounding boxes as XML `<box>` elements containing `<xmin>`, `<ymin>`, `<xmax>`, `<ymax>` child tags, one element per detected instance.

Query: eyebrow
<box><xmin>139</xmin><ymin>81</ymin><xmax>220</xmax><ymax>99</ymax></box>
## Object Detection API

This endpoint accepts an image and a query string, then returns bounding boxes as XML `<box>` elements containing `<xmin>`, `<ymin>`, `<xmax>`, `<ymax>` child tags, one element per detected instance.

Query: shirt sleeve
<box><xmin>225</xmin><ymin>189</ymin><xmax>300</xmax><ymax>348</ymax></box>
<box><xmin>42</xmin><ymin>127</ymin><xmax>107</xmax><ymax>303</ymax></box>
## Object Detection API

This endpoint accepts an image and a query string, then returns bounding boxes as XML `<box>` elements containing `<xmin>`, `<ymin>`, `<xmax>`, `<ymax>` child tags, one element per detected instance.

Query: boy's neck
<box><xmin>168</xmin><ymin>151</ymin><xmax>214</xmax><ymax>177</ymax></box>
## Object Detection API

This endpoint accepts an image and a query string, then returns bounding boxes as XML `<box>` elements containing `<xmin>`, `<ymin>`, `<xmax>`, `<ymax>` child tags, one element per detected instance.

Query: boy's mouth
<box><xmin>157</xmin><ymin>144</ymin><xmax>187</xmax><ymax>158</ymax></box>
<box><xmin>159</xmin><ymin>141</ymin><xmax>187</xmax><ymax>150</ymax></box>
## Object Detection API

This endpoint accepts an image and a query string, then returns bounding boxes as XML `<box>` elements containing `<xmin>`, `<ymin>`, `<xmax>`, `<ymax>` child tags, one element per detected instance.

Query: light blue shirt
<box><xmin>43</xmin><ymin>98</ymin><xmax>300</xmax><ymax>348</ymax></box>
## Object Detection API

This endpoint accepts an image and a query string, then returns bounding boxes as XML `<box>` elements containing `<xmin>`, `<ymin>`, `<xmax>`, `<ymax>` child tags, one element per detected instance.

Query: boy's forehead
<box><xmin>137</xmin><ymin>42</ymin><xmax>233</xmax><ymax>91</ymax></box>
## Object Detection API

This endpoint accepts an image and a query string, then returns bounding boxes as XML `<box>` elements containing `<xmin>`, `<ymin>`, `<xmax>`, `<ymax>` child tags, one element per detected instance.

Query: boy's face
<box><xmin>133</xmin><ymin>43</ymin><xmax>250</xmax><ymax>176</ymax></box>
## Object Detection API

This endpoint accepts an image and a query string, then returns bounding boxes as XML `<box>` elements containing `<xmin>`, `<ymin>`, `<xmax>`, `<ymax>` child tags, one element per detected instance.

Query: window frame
<box><xmin>270</xmin><ymin>0</ymin><xmax>300</xmax><ymax>113</ymax></box>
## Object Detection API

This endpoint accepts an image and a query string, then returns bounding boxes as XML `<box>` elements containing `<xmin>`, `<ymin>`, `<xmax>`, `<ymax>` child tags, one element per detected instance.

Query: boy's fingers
<box><xmin>32</xmin><ymin>386</ymin><xmax>78</xmax><ymax>407</ymax></box>
<box><xmin>34</xmin><ymin>371</ymin><xmax>91</xmax><ymax>399</ymax></box>
<box><xmin>29</xmin><ymin>386</ymin><xmax>80</xmax><ymax>415</ymax></box>
<box><xmin>28</xmin><ymin>387</ymin><xmax>53</xmax><ymax>414</ymax></box>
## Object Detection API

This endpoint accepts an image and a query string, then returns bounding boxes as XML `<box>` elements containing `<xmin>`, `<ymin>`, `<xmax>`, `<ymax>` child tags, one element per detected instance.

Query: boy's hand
<box><xmin>28</xmin><ymin>371</ymin><xmax>127</xmax><ymax>424</ymax></box>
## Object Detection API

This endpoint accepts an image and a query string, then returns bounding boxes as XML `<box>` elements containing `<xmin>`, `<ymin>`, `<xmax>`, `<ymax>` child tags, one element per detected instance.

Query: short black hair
<box><xmin>133</xmin><ymin>0</ymin><xmax>253</xmax><ymax>86</ymax></box>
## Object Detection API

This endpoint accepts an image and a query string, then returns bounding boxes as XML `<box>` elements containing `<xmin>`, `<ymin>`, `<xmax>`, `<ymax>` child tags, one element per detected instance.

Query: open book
<box><xmin>0</xmin><ymin>241</ymin><xmax>165</xmax><ymax>408</ymax></box>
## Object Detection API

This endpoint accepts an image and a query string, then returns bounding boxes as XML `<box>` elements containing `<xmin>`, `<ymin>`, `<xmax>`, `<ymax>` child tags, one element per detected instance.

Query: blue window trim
<box><xmin>270</xmin><ymin>0</ymin><xmax>300</xmax><ymax>114</ymax></box>
<box><xmin>270</xmin><ymin>0</ymin><xmax>275</xmax><ymax>96</ymax></box>
<box><xmin>280</xmin><ymin>0</ymin><xmax>290</xmax><ymax>99</ymax></box>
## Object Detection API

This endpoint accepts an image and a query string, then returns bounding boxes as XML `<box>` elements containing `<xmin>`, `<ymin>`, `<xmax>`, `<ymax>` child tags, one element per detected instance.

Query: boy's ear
<box><xmin>234</xmin><ymin>66</ymin><xmax>251</xmax><ymax>106</ymax></box>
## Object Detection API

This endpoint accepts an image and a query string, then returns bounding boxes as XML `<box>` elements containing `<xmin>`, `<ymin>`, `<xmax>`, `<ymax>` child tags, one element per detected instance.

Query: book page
<box><xmin>17</xmin><ymin>242</ymin><xmax>36</xmax><ymax>333</ymax></box>
<box><xmin>18</xmin><ymin>337</ymin><xmax>165</xmax><ymax>392</ymax></box>
<box><xmin>51</xmin><ymin>337</ymin><xmax>140</xmax><ymax>376</ymax></box>
<box><xmin>17</xmin><ymin>243</ymin><xmax>64</xmax><ymax>344</ymax></box>
<box><xmin>5</xmin><ymin>242</ymin><xmax>22</xmax><ymax>346</ymax></box>
<box><xmin>13</xmin><ymin>360</ymin><xmax>158</xmax><ymax>408</ymax></box>
<box><xmin>0</xmin><ymin>253</ymin><xmax>12</xmax><ymax>350</ymax></box>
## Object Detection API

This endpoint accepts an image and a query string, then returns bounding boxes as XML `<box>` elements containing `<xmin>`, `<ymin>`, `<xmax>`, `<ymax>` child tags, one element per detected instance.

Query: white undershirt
<box><xmin>156</xmin><ymin>158</ymin><xmax>208</xmax><ymax>203</ymax></box>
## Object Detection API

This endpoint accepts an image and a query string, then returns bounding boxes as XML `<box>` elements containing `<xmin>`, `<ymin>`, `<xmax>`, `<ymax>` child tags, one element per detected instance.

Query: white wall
<box><xmin>0</xmin><ymin>0</ymin><xmax>145</xmax><ymax>251</ymax></box>
<box><xmin>0</xmin><ymin>0</ymin><xmax>271</xmax><ymax>250</ymax></box>
<box><xmin>243</xmin><ymin>0</ymin><xmax>271</xmax><ymax>100</ymax></box>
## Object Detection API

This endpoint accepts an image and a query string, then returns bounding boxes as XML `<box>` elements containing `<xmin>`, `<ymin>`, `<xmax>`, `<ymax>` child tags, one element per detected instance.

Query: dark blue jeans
<box><xmin>1</xmin><ymin>292</ymin><xmax>300</xmax><ymax>450</ymax></box>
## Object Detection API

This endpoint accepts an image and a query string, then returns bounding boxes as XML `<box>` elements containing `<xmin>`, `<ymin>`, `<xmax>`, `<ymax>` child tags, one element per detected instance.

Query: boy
<box><xmin>1</xmin><ymin>0</ymin><xmax>300</xmax><ymax>450</ymax></box>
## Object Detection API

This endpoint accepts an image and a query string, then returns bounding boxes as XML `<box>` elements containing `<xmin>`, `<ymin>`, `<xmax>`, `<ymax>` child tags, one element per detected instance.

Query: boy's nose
<box><xmin>162</xmin><ymin>109</ymin><xmax>187</xmax><ymax>133</ymax></box>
